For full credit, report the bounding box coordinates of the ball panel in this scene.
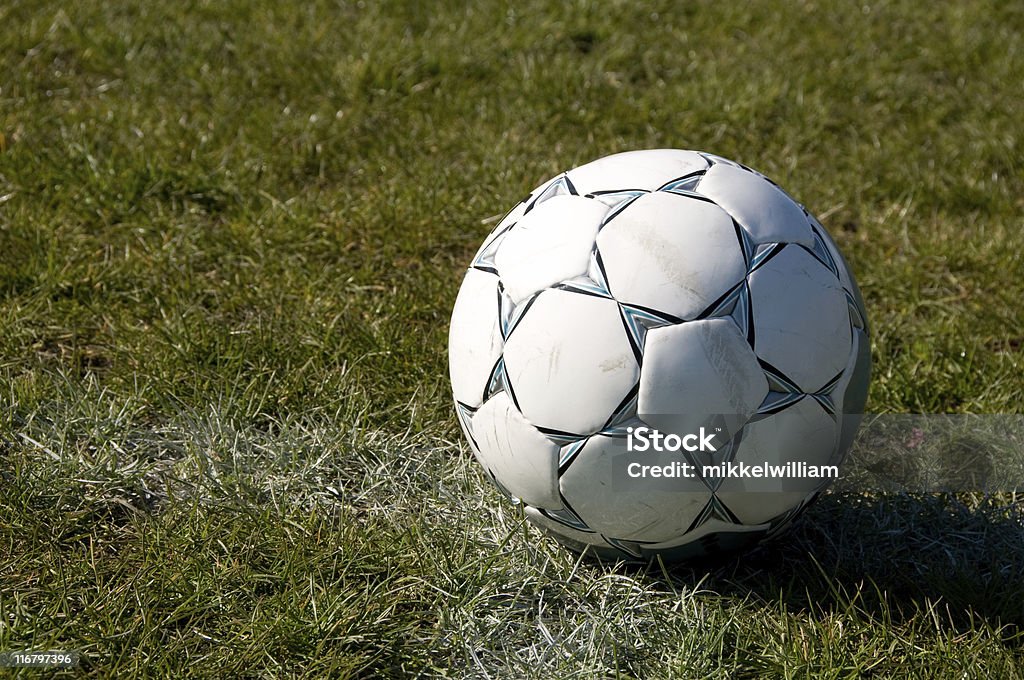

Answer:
[808,214,870,333]
[471,393,562,509]
[714,397,839,525]
[638,319,768,430]
[448,268,503,408]
[831,327,871,461]
[558,434,711,543]
[639,518,769,552]
[834,327,871,415]
[525,506,640,561]
[523,505,613,550]
[566,149,709,194]
[455,402,484,463]
[503,289,639,435]
[697,163,814,246]
[748,246,852,392]
[493,199,528,236]
[472,203,529,272]
[597,192,747,320]
[526,174,577,211]
[494,194,607,304]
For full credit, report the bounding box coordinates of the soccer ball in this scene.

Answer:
[448,149,870,562]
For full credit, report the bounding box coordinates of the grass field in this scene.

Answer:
[2,0,1023,676]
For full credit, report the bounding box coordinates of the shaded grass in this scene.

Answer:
[2,0,1024,676]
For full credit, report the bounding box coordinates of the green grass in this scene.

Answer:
[1,0,1023,676]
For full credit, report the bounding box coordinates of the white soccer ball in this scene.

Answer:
[449,149,870,561]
